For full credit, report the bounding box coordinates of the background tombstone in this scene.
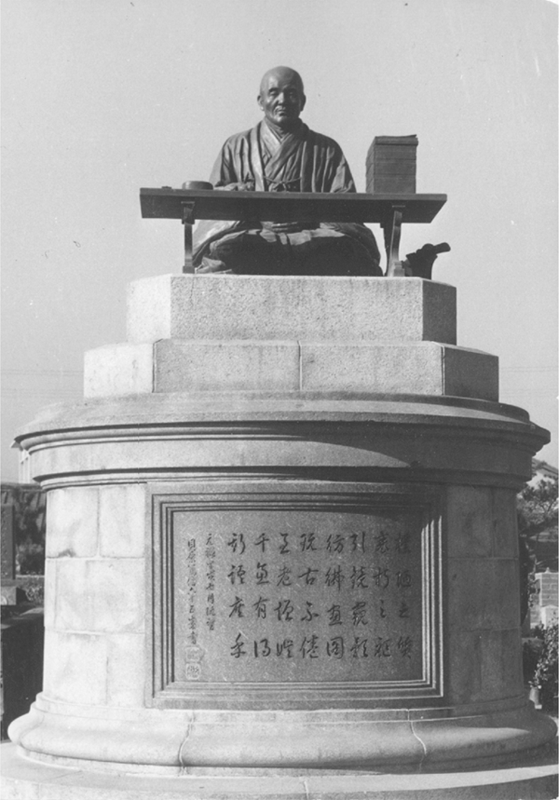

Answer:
[1,503,17,606]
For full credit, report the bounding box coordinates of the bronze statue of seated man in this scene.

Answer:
[192,66,382,277]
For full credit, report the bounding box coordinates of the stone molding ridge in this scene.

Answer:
[8,697,557,773]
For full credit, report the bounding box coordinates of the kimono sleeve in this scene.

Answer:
[329,145,357,193]
[209,140,240,187]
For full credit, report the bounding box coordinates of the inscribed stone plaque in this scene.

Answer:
[150,489,442,708]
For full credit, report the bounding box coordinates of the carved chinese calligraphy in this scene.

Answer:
[150,488,443,708]
[166,509,424,685]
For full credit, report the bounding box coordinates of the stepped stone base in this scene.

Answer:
[125,275,457,345]
[2,743,558,800]
[8,274,555,789]
[84,340,498,399]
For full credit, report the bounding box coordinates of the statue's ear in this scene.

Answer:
[257,94,264,112]
[300,93,307,112]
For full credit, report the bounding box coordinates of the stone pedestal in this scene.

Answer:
[5,275,557,798]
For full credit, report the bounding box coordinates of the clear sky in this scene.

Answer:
[2,0,557,480]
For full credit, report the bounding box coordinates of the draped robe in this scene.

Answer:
[193,119,381,275]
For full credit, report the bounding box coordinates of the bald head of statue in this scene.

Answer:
[257,66,306,132]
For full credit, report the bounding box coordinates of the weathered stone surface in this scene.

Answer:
[154,339,301,394]
[491,488,519,558]
[98,484,146,558]
[17,393,541,490]
[52,559,145,633]
[84,343,153,397]
[105,633,146,707]
[446,486,495,558]
[41,631,145,708]
[479,629,525,700]
[84,340,498,400]
[4,740,558,799]
[10,398,553,770]
[446,627,524,705]
[46,488,99,558]
[126,275,457,345]
[42,561,56,630]
[448,558,520,631]
[153,498,430,699]
[300,342,497,398]
[43,630,110,705]
[442,346,499,400]
[8,273,555,782]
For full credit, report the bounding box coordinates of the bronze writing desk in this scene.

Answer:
[140,188,447,275]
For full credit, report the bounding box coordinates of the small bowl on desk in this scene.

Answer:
[181,181,213,190]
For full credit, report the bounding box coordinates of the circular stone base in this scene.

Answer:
[2,744,557,800]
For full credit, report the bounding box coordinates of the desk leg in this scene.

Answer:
[181,201,196,274]
[383,205,405,277]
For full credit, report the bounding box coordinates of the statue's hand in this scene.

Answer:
[216,181,255,192]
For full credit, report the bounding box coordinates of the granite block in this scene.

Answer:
[105,633,146,707]
[447,628,524,704]
[491,489,519,558]
[99,484,146,558]
[446,487,494,558]
[420,280,457,344]
[443,347,498,400]
[448,558,520,631]
[43,560,56,629]
[126,275,457,345]
[53,559,145,634]
[301,342,444,394]
[154,339,300,393]
[84,343,154,398]
[480,628,524,699]
[84,339,497,400]
[301,342,497,399]
[43,629,109,705]
[46,488,99,558]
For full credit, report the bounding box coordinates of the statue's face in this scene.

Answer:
[258,69,306,131]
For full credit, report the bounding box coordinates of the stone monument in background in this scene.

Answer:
[3,68,557,799]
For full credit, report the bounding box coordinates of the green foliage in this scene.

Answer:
[523,635,543,683]
[1,483,46,575]
[531,624,559,714]
[518,479,558,532]
[517,479,558,555]
[518,535,536,624]
[517,478,558,623]
[17,542,45,575]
